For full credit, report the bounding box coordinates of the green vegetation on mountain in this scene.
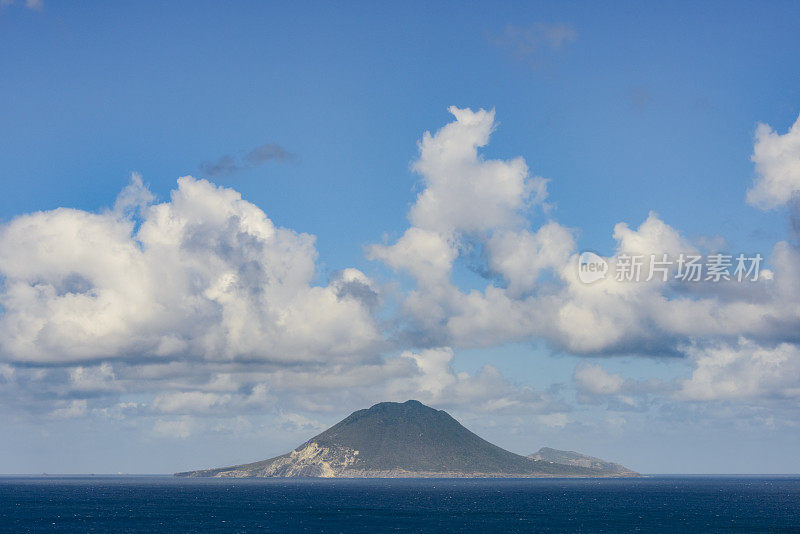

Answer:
[176,400,639,478]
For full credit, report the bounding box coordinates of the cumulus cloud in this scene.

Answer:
[364,106,800,429]
[0,163,557,429]
[113,173,155,218]
[408,106,547,234]
[0,175,381,364]
[486,222,575,297]
[331,268,380,310]
[388,348,559,414]
[5,104,800,443]
[369,228,457,290]
[679,339,800,401]
[368,106,563,347]
[747,114,800,209]
[366,108,800,374]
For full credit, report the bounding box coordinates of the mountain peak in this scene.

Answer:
[365,399,436,412]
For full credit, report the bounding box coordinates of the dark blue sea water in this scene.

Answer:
[1,476,799,533]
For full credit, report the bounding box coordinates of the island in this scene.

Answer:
[175,400,639,478]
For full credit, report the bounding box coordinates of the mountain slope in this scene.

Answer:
[176,400,638,478]
[528,447,638,476]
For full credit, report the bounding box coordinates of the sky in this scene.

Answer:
[1,1,800,474]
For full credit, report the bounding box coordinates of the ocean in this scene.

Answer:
[1,476,799,532]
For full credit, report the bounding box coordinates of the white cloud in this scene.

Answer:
[370,112,800,357]
[368,106,562,348]
[574,363,624,395]
[5,105,800,438]
[361,107,800,431]
[486,222,575,297]
[747,114,800,209]
[408,106,547,235]
[369,107,549,291]
[679,339,800,401]
[369,227,457,288]
[385,347,558,414]
[0,176,381,364]
[113,172,155,218]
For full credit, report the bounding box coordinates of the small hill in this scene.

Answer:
[176,400,638,478]
[528,447,638,476]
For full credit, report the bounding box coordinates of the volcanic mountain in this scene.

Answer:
[176,400,638,478]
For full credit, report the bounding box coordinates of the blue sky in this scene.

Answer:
[2,1,800,474]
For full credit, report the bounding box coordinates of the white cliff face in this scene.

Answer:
[213,442,360,478]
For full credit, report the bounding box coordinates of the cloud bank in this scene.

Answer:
[0,175,379,364]
[2,107,800,443]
